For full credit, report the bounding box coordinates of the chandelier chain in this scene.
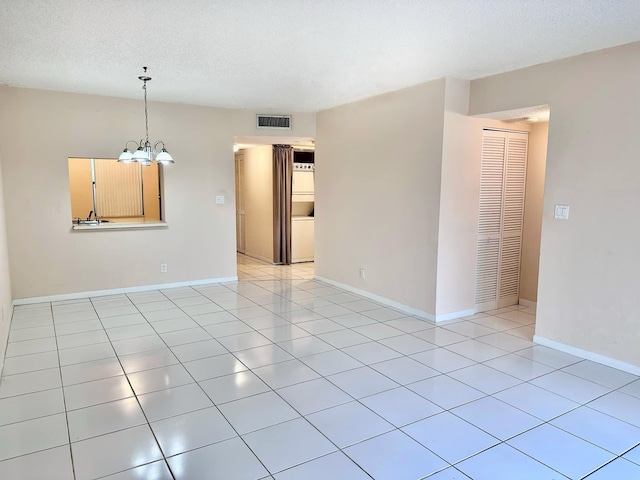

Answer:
[143,80,149,144]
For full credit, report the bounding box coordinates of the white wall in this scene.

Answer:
[0,158,12,375]
[242,145,274,262]
[0,87,315,300]
[315,79,446,316]
[520,122,548,303]
[470,41,640,367]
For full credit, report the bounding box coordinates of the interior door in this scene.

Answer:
[234,153,246,254]
[475,130,528,312]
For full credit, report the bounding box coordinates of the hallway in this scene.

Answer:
[237,254,314,282]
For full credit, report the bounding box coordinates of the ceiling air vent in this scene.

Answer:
[257,114,292,130]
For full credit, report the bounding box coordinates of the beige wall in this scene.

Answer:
[315,79,446,315]
[242,145,274,262]
[315,76,533,319]
[520,122,548,303]
[471,41,640,367]
[436,78,531,316]
[0,159,12,374]
[0,90,210,297]
[435,78,477,316]
[0,87,314,300]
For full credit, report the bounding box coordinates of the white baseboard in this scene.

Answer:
[314,275,472,323]
[533,335,640,376]
[314,275,434,321]
[0,299,17,380]
[0,300,16,383]
[434,309,476,322]
[12,276,239,306]
[240,252,274,264]
[519,298,537,309]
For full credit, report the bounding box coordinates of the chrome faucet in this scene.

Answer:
[74,210,100,225]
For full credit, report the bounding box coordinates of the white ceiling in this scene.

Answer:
[1,1,640,112]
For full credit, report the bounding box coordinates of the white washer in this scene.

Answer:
[291,216,314,263]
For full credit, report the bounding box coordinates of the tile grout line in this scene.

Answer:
[88,292,178,480]
[49,301,77,480]
[135,284,281,478]
[119,283,640,479]
[224,262,635,476]
[143,278,482,477]
[134,279,372,477]
[2,261,639,478]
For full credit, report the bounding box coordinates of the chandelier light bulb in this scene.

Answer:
[118,149,134,163]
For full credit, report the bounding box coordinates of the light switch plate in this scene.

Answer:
[216,195,225,205]
[554,204,570,219]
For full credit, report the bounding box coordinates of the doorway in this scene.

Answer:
[234,150,246,254]
[473,107,550,318]
[236,253,314,281]
[233,136,316,278]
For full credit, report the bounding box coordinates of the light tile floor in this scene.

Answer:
[1,254,639,479]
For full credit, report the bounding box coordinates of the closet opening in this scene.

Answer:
[473,106,550,314]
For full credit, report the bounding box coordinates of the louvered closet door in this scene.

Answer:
[498,132,528,307]
[475,130,528,312]
[475,132,506,312]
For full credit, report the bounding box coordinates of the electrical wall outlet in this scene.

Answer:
[554,204,570,219]
[216,195,225,204]
[160,263,168,273]
[360,268,366,280]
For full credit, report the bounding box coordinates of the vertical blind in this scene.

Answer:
[94,159,143,217]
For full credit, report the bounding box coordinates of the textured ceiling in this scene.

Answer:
[1,1,640,111]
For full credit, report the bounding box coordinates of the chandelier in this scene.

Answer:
[118,67,174,166]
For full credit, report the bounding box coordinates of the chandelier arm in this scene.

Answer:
[154,141,166,151]
[124,140,139,151]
